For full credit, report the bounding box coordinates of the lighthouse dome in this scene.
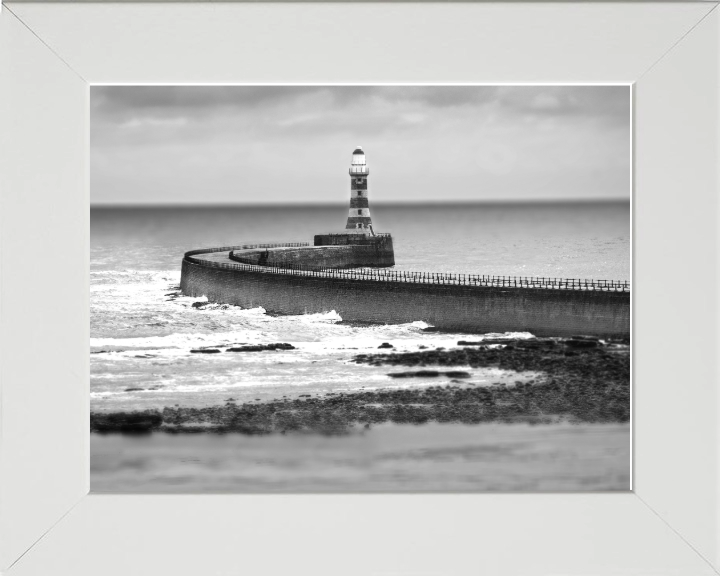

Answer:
[352,147,365,155]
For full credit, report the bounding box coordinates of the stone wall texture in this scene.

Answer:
[230,244,395,269]
[181,257,630,337]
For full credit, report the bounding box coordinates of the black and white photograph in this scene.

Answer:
[90,85,631,493]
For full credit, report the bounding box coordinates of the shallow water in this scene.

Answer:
[91,423,630,493]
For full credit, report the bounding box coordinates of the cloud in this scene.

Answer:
[94,85,628,122]
[91,85,630,204]
[93,86,323,118]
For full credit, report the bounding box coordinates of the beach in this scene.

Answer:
[92,422,629,493]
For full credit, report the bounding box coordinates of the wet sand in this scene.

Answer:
[91,422,630,493]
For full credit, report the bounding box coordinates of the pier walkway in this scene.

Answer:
[189,244,630,293]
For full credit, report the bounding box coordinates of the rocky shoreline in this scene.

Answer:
[90,336,629,435]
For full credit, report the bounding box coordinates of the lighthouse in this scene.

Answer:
[312,145,394,267]
[345,146,373,233]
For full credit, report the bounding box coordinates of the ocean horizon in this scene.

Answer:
[92,201,630,279]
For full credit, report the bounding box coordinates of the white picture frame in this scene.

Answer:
[1,2,718,574]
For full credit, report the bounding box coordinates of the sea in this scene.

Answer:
[91,202,631,492]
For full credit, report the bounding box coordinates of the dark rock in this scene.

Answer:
[124,387,145,392]
[378,342,394,349]
[226,343,295,352]
[226,346,264,352]
[190,349,221,354]
[445,371,471,378]
[91,411,162,434]
[388,370,441,378]
[416,370,441,377]
[269,342,296,350]
[515,340,548,349]
[565,339,599,349]
[192,301,208,308]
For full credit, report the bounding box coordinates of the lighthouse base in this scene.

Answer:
[314,232,395,268]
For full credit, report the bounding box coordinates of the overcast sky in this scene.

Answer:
[91,86,630,205]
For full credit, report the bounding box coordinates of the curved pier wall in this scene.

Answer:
[181,258,630,337]
[231,244,394,269]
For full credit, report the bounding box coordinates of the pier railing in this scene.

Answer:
[185,244,630,293]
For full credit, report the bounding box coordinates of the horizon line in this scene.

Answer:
[91,198,631,209]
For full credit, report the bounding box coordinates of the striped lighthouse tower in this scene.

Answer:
[345,146,374,233]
